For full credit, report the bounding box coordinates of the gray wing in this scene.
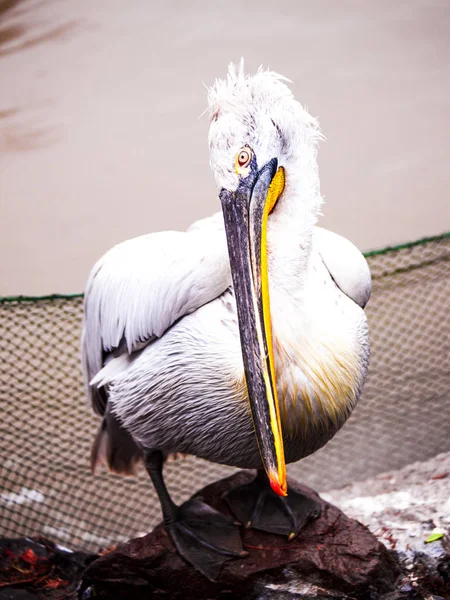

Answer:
[313,227,372,308]
[82,215,230,415]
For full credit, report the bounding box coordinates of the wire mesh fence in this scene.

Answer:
[1,233,449,553]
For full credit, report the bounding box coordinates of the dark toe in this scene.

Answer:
[167,499,246,580]
[225,478,321,538]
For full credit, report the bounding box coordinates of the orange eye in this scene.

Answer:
[237,149,251,168]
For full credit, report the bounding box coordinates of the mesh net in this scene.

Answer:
[1,234,449,553]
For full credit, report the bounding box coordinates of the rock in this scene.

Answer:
[79,471,399,599]
[324,452,450,599]
[0,591,39,600]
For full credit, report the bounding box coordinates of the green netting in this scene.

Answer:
[1,233,449,553]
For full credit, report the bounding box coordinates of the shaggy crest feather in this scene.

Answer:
[208,61,290,115]
[207,60,322,144]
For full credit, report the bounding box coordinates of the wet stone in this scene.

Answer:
[79,471,399,600]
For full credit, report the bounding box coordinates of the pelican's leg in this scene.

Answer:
[143,450,246,580]
[224,470,321,538]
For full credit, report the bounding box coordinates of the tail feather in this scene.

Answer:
[91,410,142,476]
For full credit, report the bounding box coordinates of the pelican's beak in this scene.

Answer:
[220,158,287,496]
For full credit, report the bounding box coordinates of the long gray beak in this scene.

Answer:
[220,159,287,496]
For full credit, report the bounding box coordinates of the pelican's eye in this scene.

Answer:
[235,147,252,175]
[238,149,251,167]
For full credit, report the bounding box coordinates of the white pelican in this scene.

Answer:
[82,63,371,579]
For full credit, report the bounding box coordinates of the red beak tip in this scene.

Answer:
[270,478,288,497]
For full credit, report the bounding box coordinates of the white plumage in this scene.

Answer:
[83,217,370,468]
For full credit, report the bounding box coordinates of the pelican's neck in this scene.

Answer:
[267,148,322,296]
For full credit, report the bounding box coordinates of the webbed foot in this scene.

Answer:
[167,497,247,580]
[224,470,321,538]
[144,449,246,580]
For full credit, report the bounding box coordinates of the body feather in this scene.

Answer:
[82,217,370,471]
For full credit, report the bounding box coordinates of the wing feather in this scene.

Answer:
[313,227,372,308]
[82,216,230,414]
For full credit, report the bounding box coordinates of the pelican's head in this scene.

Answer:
[208,61,323,224]
[207,63,323,496]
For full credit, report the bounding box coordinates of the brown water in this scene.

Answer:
[0,0,449,294]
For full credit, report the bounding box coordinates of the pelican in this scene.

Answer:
[82,63,371,579]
